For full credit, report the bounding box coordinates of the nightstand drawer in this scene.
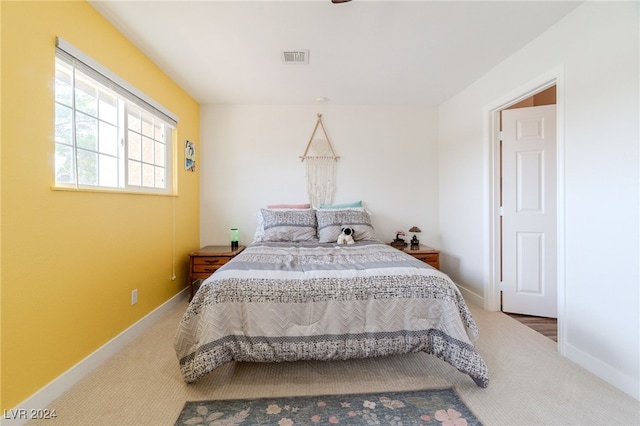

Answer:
[192,263,226,274]
[193,257,229,267]
[400,244,440,270]
[412,254,438,263]
[191,272,215,281]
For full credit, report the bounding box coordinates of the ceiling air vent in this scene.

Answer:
[282,50,309,64]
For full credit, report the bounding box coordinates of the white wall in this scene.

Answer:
[439,2,639,398]
[200,105,438,248]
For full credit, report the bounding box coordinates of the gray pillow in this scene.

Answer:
[260,209,317,242]
[316,209,376,243]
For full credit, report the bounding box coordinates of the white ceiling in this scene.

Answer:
[89,0,582,106]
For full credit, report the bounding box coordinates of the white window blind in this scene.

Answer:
[54,37,178,193]
[55,37,178,127]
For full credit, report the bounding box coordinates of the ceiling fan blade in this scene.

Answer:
[331,0,352,3]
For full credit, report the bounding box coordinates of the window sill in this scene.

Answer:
[51,185,177,197]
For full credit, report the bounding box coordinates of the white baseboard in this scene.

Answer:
[457,283,484,308]
[2,289,187,426]
[564,342,640,401]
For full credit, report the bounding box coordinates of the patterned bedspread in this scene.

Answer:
[174,241,489,387]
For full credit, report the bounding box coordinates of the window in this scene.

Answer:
[54,37,177,194]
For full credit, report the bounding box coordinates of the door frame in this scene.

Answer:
[483,66,566,354]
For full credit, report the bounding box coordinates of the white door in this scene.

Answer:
[501,105,557,318]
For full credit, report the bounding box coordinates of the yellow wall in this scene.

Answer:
[1,1,200,409]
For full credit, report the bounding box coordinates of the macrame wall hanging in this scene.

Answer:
[300,113,339,208]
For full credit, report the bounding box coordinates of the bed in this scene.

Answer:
[174,208,489,388]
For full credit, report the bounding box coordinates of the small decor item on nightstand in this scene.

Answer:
[391,230,408,248]
[409,226,422,250]
[230,228,239,250]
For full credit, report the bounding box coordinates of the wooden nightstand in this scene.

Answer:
[188,245,245,301]
[402,244,440,270]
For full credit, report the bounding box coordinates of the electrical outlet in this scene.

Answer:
[131,289,138,305]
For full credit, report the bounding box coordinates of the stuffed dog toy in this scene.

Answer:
[337,227,355,244]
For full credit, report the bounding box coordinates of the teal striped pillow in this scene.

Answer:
[319,201,362,209]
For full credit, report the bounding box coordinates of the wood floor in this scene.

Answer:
[505,312,557,342]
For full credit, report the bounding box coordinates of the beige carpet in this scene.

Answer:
[27,297,639,425]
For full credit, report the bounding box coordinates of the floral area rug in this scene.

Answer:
[174,387,482,425]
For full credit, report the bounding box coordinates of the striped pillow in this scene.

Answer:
[267,203,311,209]
[260,209,317,242]
[319,201,362,209]
[316,209,376,243]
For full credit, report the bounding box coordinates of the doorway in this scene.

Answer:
[501,90,557,318]
[489,81,558,340]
